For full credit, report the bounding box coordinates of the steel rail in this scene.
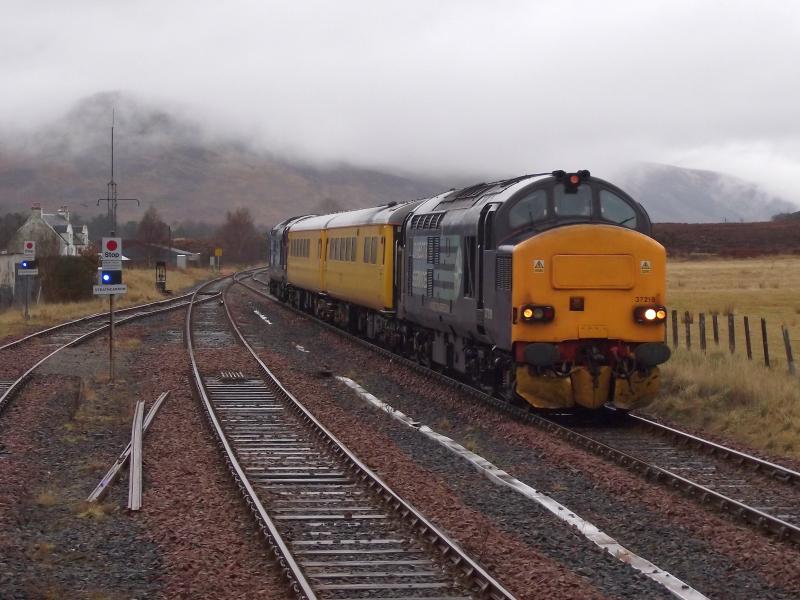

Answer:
[88,391,171,502]
[224,278,516,600]
[234,273,800,546]
[128,400,145,510]
[185,277,317,600]
[0,290,198,352]
[620,411,800,485]
[0,293,219,416]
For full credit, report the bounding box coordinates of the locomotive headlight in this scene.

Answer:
[634,305,667,324]
[522,307,534,320]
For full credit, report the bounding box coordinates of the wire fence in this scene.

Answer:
[666,310,796,375]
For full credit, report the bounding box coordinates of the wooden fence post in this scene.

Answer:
[671,309,679,348]
[761,318,770,368]
[743,316,752,360]
[728,314,735,354]
[684,311,691,350]
[699,313,707,352]
[783,326,796,375]
[712,314,720,346]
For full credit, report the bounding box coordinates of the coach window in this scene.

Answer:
[554,184,592,217]
[509,189,548,229]
[599,190,638,229]
[371,237,378,264]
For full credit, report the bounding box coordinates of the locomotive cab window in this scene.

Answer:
[599,190,637,229]
[508,189,548,229]
[554,183,592,217]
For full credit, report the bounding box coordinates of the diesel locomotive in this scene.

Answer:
[267,170,670,410]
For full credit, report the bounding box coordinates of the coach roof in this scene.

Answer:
[290,199,427,231]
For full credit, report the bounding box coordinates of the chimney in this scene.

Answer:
[57,205,70,222]
[31,203,43,219]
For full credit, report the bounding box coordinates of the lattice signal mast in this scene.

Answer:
[97,110,139,235]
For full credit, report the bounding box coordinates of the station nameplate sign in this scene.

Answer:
[93,284,128,295]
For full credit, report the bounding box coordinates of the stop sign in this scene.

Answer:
[102,237,122,260]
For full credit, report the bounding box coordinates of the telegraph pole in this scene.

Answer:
[97,111,140,235]
[95,112,137,383]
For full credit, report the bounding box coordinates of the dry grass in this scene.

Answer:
[657,256,800,459]
[0,265,223,338]
[77,502,115,520]
[667,255,800,366]
[35,490,59,507]
[28,541,56,561]
[115,336,143,351]
[668,256,800,317]
[648,347,800,459]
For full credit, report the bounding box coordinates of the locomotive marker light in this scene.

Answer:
[520,304,555,323]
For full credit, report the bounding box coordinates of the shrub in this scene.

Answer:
[39,254,99,303]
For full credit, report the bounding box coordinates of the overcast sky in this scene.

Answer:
[2,0,799,203]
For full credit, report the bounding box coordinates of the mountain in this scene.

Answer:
[617,162,798,223]
[1,94,797,227]
[0,92,445,226]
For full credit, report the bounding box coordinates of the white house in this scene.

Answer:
[9,205,90,256]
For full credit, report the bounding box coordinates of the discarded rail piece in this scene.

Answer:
[88,391,170,503]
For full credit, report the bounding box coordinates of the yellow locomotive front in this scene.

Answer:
[501,173,669,410]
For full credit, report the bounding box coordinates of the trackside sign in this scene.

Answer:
[102,237,122,261]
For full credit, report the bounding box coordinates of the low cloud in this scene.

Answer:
[1,0,799,204]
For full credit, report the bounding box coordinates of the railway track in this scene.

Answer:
[546,409,800,542]
[240,271,800,546]
[0,289,220,416]
[0,290,198,352]
[186,277,515,600]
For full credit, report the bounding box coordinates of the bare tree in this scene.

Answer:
[215,208,262,263]
[137,206,169,265]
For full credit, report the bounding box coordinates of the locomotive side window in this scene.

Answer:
[554,184,592,217]
[463,236,476,297]
[600,190,638,228]
[508,189,548,229]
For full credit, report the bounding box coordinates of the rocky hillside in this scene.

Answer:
[619,162,797,223]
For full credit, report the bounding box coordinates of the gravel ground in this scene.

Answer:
[0,307,292,599]
[226,289,672,599]
[229,284,800,600]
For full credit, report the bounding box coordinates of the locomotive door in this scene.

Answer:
[477,203,499,335]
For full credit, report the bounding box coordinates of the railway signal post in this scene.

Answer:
[19,240,37,321]
[93,237,127,381]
